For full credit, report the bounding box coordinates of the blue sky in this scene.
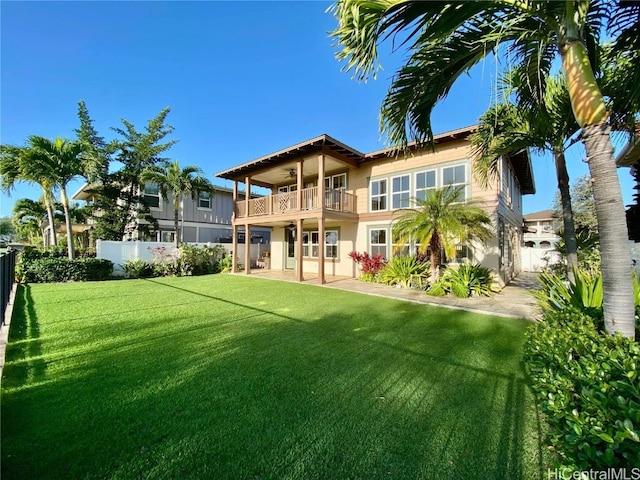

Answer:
[1,0,635,217]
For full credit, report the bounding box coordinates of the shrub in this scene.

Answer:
[217,254,234,273]
[19,257,113,283]
[348,251,386,281]
[427,263,496,298]
[377,255,430,289]
[147,244,227,277]
[524,309,640,470]
[121,259,156,279]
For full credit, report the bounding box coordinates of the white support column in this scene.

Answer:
[296,218,304,282]
[244,224,251,275]
[318,216,325,285]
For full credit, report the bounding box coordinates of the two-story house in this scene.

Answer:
[72,183,271,247]
[215,125,535,285]
[523,210,561,249]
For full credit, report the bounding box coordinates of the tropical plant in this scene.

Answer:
[121,259,155,279]
[428,263,496,298]
[348,250,386,281]
[19,136,89,259]
[330,0,639,338]
[1,144,59,246]
[377,254,430,289]
[140,160,215,247]
[11,198,56,245]
[391,185,492,281]
[472,73,581,279]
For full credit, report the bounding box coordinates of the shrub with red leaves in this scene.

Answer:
[348,251,386,275]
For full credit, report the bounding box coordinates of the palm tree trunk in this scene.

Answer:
[60,187,75,259]
[44,196,57,246]
[554,150,578,282]
[429,235,441,282]
[582,123,635,339]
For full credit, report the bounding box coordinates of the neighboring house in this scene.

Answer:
[523,210,561,249]
[215,125,535,285]
[616,122,640,243]
[72,183,271,246]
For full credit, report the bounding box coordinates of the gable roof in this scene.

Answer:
[524,209,557,221]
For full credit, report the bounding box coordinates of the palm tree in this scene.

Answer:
[0,143,59,246]
[140,160,214,247]
[331,0,639,339]
[20,136,88,259]
[392,185,493,282]
[471,73,581,280]
[12,198,54,245]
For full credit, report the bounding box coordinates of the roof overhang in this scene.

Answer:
[215,134,365,186]
[507,149,536,195]
[616,128,640,167]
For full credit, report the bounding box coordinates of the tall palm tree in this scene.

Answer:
[331,0,639,339]
[392,185,493,282]
[1,143,59,246]
[140,160,214,247]
[472,73,581,280]
[21,136,88,259]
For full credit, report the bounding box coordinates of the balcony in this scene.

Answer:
[236,186,357,218]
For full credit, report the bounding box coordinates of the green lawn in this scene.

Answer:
[1,275,549,479]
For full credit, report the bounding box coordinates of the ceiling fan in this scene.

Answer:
[282,168,296,179]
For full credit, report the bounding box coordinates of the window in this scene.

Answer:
[416,170,436,202]
[370,228,388,259]
[325,173,347,190]
[302,230,338,258]
[198,191,211,209]
[370,179,387,211]
[442,165,466,201]
[392,175,410,209]
[143,183,160,209]
[161,231,175,243]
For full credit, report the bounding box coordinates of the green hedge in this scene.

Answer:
[18,257,113,283]
[523,308,640,470]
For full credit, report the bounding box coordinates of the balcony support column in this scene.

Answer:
[232,180,238,219]
[318,216,325,285]
[297,159,303,211]
[231,223,238,273]
[244,224,251,275]
[317,154,325,210]
[296,218,304,282]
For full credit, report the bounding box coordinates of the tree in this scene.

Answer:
[472,73,581,280]
[0,217,16,243]
[1,143,59,246]
[331,0,639,339]
[20,136,88,259]
[553,174,598,234]
[392,185,493,282]
[11,198,53,245]
[81,107,176,240]
[140,160,214,247]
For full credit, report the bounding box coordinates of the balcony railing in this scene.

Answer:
[236,187,357,218]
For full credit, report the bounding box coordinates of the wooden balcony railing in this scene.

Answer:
[236,187,357,218]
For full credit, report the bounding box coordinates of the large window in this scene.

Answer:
[370,228,388,259]
[302,230,338,258]
[416,170,436,202]
[198,191,211,209]
[325,173,347,190]
[442,165,466,201]
[370,179,387,211]
[143,183,160,209]
[392,175,410,209]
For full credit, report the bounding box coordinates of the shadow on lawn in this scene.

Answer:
[3,285,47,386]
[1,277,549,480]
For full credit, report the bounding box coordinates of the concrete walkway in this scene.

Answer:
[244,270,541,321]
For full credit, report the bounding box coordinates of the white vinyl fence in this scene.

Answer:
[96,240,265,275]
[521,246,562,273]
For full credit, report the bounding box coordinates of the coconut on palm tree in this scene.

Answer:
[140,160,215,247]
[331,0,638,339]
[392,185,493,282]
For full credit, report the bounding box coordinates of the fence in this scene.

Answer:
[521,246,562,273]
[96,240,266,275]
[1,250,18,327]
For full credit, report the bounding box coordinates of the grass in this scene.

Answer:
[1,275,549,479]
